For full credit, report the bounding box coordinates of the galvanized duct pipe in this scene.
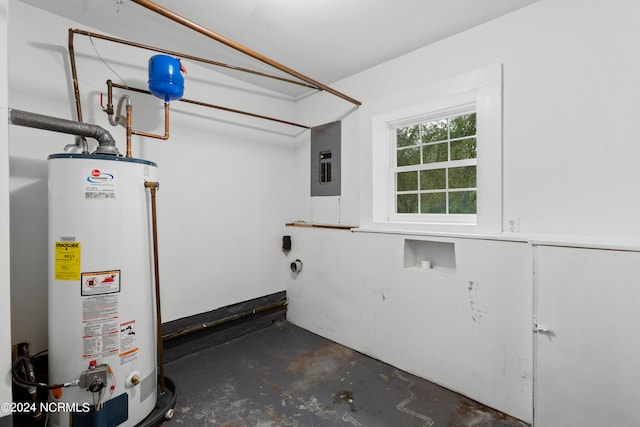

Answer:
[9,109,121,156]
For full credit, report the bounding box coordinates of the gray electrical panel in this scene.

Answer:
[310,121,341,196]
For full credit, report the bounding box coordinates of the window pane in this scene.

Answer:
[397,171,418,191]
[420,169,445,190]
[449,166,476,189]
[422,142,448,164]
[450,113,476,138]
[421,119,448,143]
[397,147,420,166]
[451,138,477,160]
[392,109,479,218]
[421,192,446,213]
[449,191,476,214]
[397,125,420,147]
[397,194,418,213]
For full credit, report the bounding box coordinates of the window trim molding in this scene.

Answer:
[370,64,503,234]
[389,105,478,221]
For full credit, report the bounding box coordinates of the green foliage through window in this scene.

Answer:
[394,112,477,215]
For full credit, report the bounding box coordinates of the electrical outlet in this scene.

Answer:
[506,217,520,233]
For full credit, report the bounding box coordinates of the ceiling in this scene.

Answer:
[17,0,540,99]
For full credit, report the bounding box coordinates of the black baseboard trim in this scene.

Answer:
[162,291,287,362]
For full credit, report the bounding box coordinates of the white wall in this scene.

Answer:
[8,1,298,352]
[0,0,12,417]
[287,0,640,424]
[286,230,533,420]
[533,246,640,427]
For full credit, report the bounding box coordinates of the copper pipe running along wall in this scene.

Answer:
[108,81,310,130]
[129,0,362,107]
[70,29,315,130]
[106,81,170,157]
[69,29,318,91]
[131,102,170,141]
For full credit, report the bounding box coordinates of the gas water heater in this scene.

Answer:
[47,154,159,426]
[9,52,183,426]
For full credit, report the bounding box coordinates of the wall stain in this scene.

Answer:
[467,280,487,323]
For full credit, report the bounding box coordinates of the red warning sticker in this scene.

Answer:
[81,270,121,296]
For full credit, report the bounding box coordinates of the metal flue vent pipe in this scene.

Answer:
[9,109,121,156]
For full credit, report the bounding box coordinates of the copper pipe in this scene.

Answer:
[144,181,165,391]
[106,80,114,116]
[180,98,310,129]
[68,30,84,123]
[125,104,133,157]
[70,28,317,90]
[132,103,170,140]
[130,0,362,106]
[109,82,310,129]
[72,27,319,131]
[106,80,170,154]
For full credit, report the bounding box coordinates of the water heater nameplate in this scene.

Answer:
[84,168,117,200]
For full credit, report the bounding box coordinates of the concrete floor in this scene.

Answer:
[164,321,529,427]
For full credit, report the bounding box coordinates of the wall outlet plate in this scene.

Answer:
[506,217,520,233]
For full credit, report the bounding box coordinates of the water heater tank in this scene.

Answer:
[148,55,184,102]
[48,154,158,426]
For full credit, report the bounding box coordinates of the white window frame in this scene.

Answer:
[389,105,478,223]
[370,64,502,235]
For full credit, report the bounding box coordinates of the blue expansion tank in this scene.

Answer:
[148,55,184,102]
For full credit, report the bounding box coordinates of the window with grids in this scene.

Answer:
[393,110,477,216]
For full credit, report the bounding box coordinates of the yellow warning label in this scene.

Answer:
[55,242,81,281]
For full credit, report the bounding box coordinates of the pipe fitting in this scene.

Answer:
[126,371,141,388]
[290,259,303,273]
[9,109,121,156]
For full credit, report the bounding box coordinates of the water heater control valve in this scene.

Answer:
[79,363,108,392]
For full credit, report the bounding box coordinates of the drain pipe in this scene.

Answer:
[9,109,121,156]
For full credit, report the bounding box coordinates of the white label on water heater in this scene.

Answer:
[119,320,139,364]
[84,168,117,200]
[82,294,120,359]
